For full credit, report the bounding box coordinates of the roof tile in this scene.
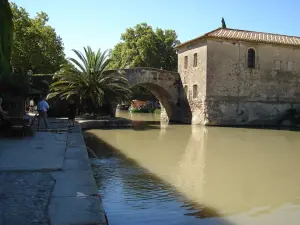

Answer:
[176,28,300,48]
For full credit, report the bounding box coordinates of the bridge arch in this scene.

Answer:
[108,68,182,122]
[132,83,176,121]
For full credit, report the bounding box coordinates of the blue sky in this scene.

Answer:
[13,0,300,58]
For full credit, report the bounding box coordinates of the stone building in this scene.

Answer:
[176,27,300,125]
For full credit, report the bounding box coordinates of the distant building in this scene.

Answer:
[176,27,300,125]
[131,100,147,109]
[130,100,160,109]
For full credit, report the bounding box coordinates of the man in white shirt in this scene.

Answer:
[37,96,50,130]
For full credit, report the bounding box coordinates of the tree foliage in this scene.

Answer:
[0,0,14,74]
[130,86,157,101]
[0,1,30,99]
[30,74,53,94]
[48,46,131,114]
[10,3,66,74]
[109,23,180,71]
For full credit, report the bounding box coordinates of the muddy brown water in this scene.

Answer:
[85,111,300,225]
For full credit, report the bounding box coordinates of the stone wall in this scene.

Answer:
[205,39,300,125]
[177,40,208,124]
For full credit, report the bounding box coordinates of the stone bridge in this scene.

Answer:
[107,68,188,122]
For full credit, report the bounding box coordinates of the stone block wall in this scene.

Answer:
[178,38,300,125]
[204,99,300,125]
[177,40,208,124]
[204,39,300,125]
[206,39,300,100]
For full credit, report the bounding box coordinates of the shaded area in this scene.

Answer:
[0,172,55,225]
[0,131,66,171]
[277,108,300,127]
[136,83,179,121]
[85,131,235,225]
[79,117,132,130]
[130,86,157,101]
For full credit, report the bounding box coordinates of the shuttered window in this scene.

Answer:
[193,85,198,98]
[184,56,188,69]
[247,48,255,68]
[287,61,293,71]
[193,53,198,67]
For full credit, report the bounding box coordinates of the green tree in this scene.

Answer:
[0,1,30,99]
[10,3,66,74]
[0,0,14,74]
[108,23,180,71]
[131,86,157,101]
[48,46,131,114]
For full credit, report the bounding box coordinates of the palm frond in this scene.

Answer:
[49,46,131,111]
[68,57,87,73]
[72,49,89,72]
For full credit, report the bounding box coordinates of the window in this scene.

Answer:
[247,48,256,68]
[275,60,281,70]
[193,53,198,67]
[287,61,293,71]
[184,56,188,69]
[193,84,198,98]
[184,85,188,96]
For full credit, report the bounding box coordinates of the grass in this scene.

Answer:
[154,109,161,114]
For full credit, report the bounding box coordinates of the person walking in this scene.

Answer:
[37,96,50,130]
[67,99,77,127]
[0,97,12,136]
[0,97,7,117]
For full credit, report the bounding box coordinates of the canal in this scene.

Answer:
[85,111,300,225]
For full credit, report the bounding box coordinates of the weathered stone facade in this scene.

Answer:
[177,28,300,125]
[177,40,208,124]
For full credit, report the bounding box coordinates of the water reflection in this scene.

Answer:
[171,126,300,223]
[86,131,233,225]
[171,126,207,206]
[87,112,300,225]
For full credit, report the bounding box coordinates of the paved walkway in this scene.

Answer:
[0,118,107,225]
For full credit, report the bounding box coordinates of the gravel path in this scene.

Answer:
[0,172,55,225]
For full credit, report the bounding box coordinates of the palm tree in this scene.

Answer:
[48,46,131,115]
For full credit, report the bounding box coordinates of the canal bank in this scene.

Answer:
[0,118,108,225]
[78,117,132,129]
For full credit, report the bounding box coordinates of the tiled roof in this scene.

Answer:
[176,28,300,48]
